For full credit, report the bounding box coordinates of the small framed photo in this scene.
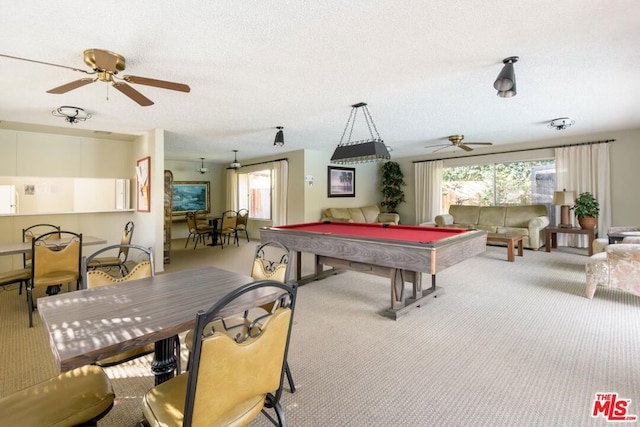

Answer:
[328,166,356,197]
[136,156,151,212]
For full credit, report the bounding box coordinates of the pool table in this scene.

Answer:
[259,221,487,319]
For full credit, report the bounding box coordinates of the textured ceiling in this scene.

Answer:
[1,1,639,165]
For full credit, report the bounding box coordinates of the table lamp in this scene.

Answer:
[553,189,576,228]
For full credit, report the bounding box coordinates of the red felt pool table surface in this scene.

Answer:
[260,221,487,319]
[271,221,468,244]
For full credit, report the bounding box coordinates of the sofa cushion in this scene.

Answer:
[475,224,498,233]
[478,206,506,227]
[449,205,480,225]
[327,208,351,220]
[505,205,547,228]
[360,205,381,223]
[348,208,367,223]
[496,226,529,237]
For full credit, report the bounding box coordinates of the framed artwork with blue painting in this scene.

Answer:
[172,181,210,215]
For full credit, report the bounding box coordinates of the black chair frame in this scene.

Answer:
[185,279,297,427]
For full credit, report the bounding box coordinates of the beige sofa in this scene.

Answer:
[321,205,400,225]
[434,205,550,249]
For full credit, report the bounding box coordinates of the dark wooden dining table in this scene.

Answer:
[38,266,281,384]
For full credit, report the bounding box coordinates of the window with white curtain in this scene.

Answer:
[237,169,272,220]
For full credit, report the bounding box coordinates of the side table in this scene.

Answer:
[545,226,597,256]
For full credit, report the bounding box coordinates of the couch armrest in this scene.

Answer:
[526,215,550,249]
[606,243,640,262]
[435,214,453,227]
[377,213,400,225]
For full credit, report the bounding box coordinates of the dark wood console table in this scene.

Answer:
[545,226,597,256]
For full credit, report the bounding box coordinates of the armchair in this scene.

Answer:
[585,236,640,299]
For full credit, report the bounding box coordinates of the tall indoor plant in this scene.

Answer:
[571,191,599,229]
[380,161,406,213]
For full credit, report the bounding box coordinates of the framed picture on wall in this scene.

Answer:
[328,166,356,197]
[171,181,211,215]
[136,156,151,212]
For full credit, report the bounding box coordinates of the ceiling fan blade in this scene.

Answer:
[92,49,118,72]
[47,78,95,94]
[113,82,154,106]
[0,53,91,74]
[123,75,191,92]
[433,145,456,153]
[424,143,450,150]
[466,142,493,146]
[459,144,474,152]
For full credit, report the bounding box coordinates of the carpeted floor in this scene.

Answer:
[1,240,639,426]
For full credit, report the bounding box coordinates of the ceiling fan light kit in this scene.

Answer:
[51,106,92,124]
[330,102,391,165]
[548,117,575,130]
[196,158,209,174]
[494,56,518,98]
[274,126,284,147]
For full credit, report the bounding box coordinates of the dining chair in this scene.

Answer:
[218,210,238,248]
[85,220,134,275]
[185,211,214,249]
[142,279,297,427]
[234,208,250,243]
[183,241,297,392]
[82,244,181,374]
[28,230,82,327]
[20,223,61,294]
[0,365,115,427]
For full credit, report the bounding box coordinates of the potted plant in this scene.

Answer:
[380,161,406,213]
[571,191,599,229]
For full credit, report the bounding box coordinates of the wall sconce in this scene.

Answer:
[274,126,284,147]
[304,175,314,187]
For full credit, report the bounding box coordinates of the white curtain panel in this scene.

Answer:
[272,160,288,226]
[226,168,238,211]
[414,160,443,225]
[555,143,611,248]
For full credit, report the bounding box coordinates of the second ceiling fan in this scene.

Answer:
[0,48,190,106]
[426,135,493,152]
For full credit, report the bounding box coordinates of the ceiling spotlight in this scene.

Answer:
[494,56,519,98]
[274,126,284,147]
[548,117,575,131]
[52,106,92,124]
[196,157,209,174]
[229,150,241,169]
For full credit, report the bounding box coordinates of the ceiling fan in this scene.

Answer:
[425,135,493,152]
[0,49,190,106]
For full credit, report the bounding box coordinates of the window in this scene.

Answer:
[238,169,272,220]
[442,160,557,224]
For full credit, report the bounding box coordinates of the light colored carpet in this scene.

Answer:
[2,240,639,426]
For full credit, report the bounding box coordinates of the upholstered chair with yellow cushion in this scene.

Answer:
[142,280,296,427]
[0,365,114,427]
[29,230,82,327]
[86,221,134,275]
[218,210,238,248]
[20,223,61,294]
[234,208,250,243]
[82,245,181,373]
[185,211,214,249]
[585,236,640,299]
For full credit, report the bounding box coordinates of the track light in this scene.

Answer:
[274,126,284,147]
[494,56,518,97]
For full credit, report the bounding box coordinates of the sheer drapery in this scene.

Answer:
[555,143,611,248]
[272,160,288,226]
[226,168,238,211]
[414,160,443,225]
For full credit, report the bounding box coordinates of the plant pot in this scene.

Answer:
[578,217,597,229]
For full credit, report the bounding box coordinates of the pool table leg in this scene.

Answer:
[391,269,406,310]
